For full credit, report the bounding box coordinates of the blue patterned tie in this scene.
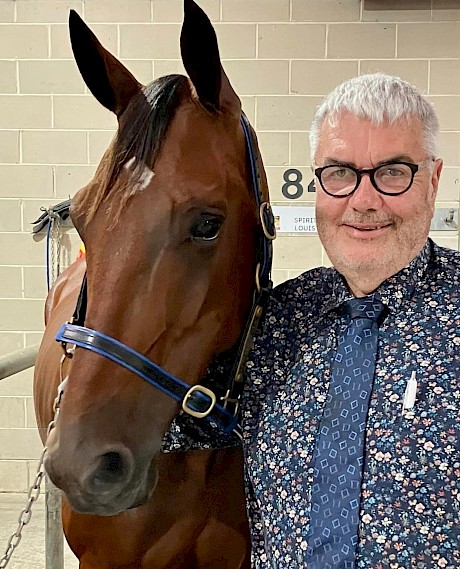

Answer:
[307,295,385,568]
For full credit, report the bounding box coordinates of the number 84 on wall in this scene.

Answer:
[281,168,316,200]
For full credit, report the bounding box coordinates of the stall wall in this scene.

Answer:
[0,0,459,491]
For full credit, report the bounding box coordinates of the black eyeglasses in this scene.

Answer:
[313,160,431,198]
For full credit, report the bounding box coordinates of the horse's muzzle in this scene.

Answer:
[44,443,158,516]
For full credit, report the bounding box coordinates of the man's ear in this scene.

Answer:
[429,158,443,205]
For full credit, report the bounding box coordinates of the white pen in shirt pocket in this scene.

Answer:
[401,371,418,416]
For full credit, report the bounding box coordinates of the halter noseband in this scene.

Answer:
[55,114,275,438]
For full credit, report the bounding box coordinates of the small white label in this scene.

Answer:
[272,206,317,234]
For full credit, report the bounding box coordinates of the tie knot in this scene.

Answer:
[344,296,385,321]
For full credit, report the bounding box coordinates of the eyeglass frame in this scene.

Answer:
[312,159,433,198]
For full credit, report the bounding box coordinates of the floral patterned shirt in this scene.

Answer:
[242,239,460,568]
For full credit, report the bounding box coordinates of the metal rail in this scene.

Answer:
[0,345,40,381]
[45,478,64,569]
[0,347,64,569]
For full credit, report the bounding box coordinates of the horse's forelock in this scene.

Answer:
[75,74,189,226]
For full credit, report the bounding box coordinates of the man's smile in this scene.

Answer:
[341,222,393,237]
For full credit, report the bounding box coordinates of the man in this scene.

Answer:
[242,73,459,568]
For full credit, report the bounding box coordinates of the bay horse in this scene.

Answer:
[33,2,274,568]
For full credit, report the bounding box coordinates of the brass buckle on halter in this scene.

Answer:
[182,385,217,419]
[260,202,277,241]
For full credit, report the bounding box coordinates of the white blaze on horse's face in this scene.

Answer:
[123,156,155,195]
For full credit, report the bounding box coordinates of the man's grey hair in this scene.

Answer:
[309,73,439,161]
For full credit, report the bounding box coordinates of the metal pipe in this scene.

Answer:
[0,347,65,568]
[0,344,40,381]
[45,476,64,569]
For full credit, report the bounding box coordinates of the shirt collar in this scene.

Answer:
[324,239,433,315]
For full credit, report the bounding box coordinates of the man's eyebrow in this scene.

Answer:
[377,155,415,165]
[322,158,355,167]
[322,155,416,168]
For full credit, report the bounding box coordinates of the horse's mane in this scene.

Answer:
[75,74,189,225]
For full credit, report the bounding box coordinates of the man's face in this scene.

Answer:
[315,112,442,284]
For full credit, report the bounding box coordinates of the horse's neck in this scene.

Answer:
[156,447,244,489]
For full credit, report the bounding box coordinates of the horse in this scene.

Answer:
[33,1,274,568]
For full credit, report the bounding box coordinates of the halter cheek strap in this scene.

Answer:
[55,114,275,437]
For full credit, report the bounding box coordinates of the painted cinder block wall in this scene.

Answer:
[0,0,459,491]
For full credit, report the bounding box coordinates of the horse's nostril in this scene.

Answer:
[99,452,124,481]
[90,450,133,491]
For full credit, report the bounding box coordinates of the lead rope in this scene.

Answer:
[0,366,67,568]
[46,208,60,292]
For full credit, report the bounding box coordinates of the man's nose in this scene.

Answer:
[348,173,384,210]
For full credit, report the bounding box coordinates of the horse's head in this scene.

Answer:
[43,0,270,516]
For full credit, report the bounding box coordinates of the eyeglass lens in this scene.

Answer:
[320,163,415,195]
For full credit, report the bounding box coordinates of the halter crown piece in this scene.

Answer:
[55,114,275,438]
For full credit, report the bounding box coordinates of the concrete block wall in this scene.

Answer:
[0,0,459,491]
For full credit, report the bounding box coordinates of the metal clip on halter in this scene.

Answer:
[60,332,76,359]
[220,389,241,415]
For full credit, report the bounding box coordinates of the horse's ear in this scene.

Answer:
[180,0,240,115]
[69,10,141,117]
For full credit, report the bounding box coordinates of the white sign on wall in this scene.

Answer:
[272,206,317,234]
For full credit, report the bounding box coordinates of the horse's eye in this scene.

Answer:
[190,215,224,241]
